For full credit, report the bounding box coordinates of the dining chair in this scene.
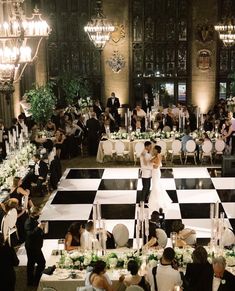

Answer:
[168,139,183,164]
[134,141,144,166]
[112,223,129,247]
[214,139,225,160]
[201,140,213,164]
[156,140,167,162]
[114,140,130,161]
[1,208,18,246]
[185,140,197,165]
[102,140,115,162]
[125,285,144,291]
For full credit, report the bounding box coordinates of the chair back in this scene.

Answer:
[157,140,167,154]
[202,140,213,153]
[155,228,168,248]
[1,208,18,241]
[102,140,113,155]
[42,288,58,291]
[115,140,125,155]
[171,140,182,153]
[112,224,129,247]
[134,142,144,157]
[163,126,171,132]
[215,139,225,152]
[77,287,94,291]
[185,140,196,152]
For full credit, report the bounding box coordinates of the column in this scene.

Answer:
[190,0,218,113]
[35,39,48,86]
[13,81,21,118]
[102,0,130,106]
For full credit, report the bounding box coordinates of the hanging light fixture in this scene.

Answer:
[84,0,114,50]
[214,17,235,46]
[0,0,51,89]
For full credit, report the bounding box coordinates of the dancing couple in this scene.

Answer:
[140,141,172,213]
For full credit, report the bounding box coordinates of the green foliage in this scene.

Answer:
[58,74,91,106]
[229,72,235,95]
[26,82,56,126]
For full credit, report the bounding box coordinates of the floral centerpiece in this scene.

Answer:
[78,96,93,109]
[226,96,235,113]
[0,143,36,189]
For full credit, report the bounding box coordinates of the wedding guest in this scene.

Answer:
[155,247,182,291]
[142,92,153,113]
[210,256,235,291]
[172,221,196,246]
[80,220,97,250]
[203,114,214,131]
[183,246,212,291]
[119,259,149,290]
[49,152,62,190]
[165,108,175,130]
[54,129,66,158]
[0,118,8,158]
[86,112,101,156]
[0,232,19,291]
[77,113,88,138]
[24,207,46,286]
[223,112,235,154]
[45,119,56,134]
[140,141,152,203]
[181,128,193,153]
[86,260,113,291]
[65,222,84,251]
[93,99,104,120]
[106,92,120,122]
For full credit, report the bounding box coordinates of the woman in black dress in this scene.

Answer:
[64,222,84,251]
[0,232,19,291]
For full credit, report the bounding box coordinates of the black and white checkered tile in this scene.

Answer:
[40,167,235,244]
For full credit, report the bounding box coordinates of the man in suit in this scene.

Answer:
[0,119,8,159]
[142,92,153,113]
[93,99,104,120]
[86,112,101,156]
[209,256,235,291]
[106,92,120,125]
[24,207,46,286]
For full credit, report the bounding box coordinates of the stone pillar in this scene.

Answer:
[190,0,218,113]
[35,39,48,86]
[13,81,21,118]
[102,0,130,106]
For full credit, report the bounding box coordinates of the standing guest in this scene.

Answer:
[106,92,120,125]
[140,141,152,203]
[165,108,175,130]
[86,260,113,291]
[210,256,235,291]
[65,222,84,251]
[24,207,46,286]
[86,112,101,156]
[183,246,213,291]
[119,259,149,290]
[77,114,88,138]
[0,118,8,159]
[93,99,104,120]
[155,247,182,291]
[0,232,19,291]
[142,92,153,113]
[135,104,147,131]
[223,112,235,154]
[54,129,66,158]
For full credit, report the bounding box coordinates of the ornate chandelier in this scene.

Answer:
[0,0,51,87]
[214,18,235,46]
[84,0,114,50]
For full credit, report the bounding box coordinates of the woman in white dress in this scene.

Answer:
[148,145,172,213]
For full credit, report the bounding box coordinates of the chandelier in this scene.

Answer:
[214,18,235,46]
[84,0,114,50]
[0,0,51,87]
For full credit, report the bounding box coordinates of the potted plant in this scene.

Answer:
[26,82,56,127]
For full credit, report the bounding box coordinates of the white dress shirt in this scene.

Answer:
[156,264,182,291]
[140,150,152,178]
[34,162,40,176]
[212,276,221,291]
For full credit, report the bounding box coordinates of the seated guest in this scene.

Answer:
[0,232,19,291]
[65,222,84,251]
[45,120,56,134]
[54,130,66,158]
[135,104,146,131]
[165,108,175,130]
[203,114,214,131]
[131,109,138,131]
[155,247,182,291]
[25,154,48,196]
[119,259,149,290]
[80,221,97,250]
[172,221,196,246]
[183,246,213,291]
[181,128,193,153]
[210,256,235,291]
[86,260,113,291]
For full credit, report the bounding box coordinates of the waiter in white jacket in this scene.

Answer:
[140,141,153,203]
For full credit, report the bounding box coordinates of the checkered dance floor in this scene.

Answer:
[40,167,235,245]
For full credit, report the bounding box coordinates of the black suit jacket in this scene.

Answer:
[184,262,213,291]
[93,104,103,119]
[24,216,44,250]
[106,97,120,116]
[142,98,153,113]
[86,118,101,137]
[208,270,235,291]
[34,160,48,179]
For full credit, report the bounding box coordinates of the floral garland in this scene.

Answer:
[109,131,184,140]
[0,143,36,189]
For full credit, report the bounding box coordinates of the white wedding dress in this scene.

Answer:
[148,164,172,213]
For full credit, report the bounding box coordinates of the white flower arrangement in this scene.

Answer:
[0,143,36,189]
[78,96,93,109]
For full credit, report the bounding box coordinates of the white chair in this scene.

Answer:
[201,140,213,164]
[168,140,182,164]
[1,208,18,246]
[102,140,115,162]
[114,140,130,160]
[162,126,171,132]
[157,140,167,162]
[43,288,58,291]
[184,229,197,245]
[185,140,197,165]
[112,224,129,247]
[155,228,168,248]
[214,139,225,159]
[125,286,144,291]
[134,142,144,165]
[77,287,94,291]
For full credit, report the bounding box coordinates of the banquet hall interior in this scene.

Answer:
[0,0,235,291]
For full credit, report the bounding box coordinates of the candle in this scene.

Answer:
[179,114,181,130]
[125,113,127,127]
[140,201,144,221]
[145,116,148,130]
[127,108,129,118]
[97,202,101,220]
[136,223,140,250]
[16,125,19,138]
[183,116,185,129]
[215,201,219,220]
[5,141,9,155]
[93,204,97,221]
[210,203,215,219]
[196,107,199,129]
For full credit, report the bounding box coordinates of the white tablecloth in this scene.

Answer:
[96,139,174,163]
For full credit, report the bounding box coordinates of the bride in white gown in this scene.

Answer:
[148,145,172,213]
